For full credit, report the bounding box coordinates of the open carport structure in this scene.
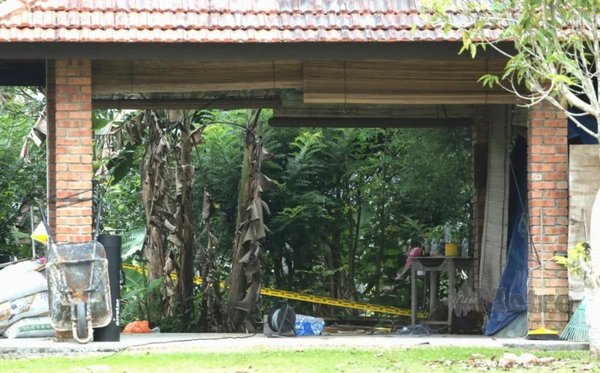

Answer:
[0,0,570,334]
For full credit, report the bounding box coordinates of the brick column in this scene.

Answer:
[46,60,93,244]
[527,101,569,331]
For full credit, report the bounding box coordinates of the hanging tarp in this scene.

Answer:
[479,106,511,297]
[568,115,598,145]
[485,137,528,336]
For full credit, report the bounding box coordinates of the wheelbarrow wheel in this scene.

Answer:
[75,300,88,340]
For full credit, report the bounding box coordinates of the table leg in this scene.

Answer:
[447,260,456,332]
[429,271,438,315]
[411,266,417,325]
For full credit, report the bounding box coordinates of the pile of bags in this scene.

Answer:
[0,260,54,339]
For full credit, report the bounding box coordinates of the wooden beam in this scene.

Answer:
[303,60,517,105]
[274,103,474,119]
[93,60,303,94]
[268,117,471,128]
[0,60,45,86]
[0,42,515,61]
[92,97,282,110]
[303,93,517,105]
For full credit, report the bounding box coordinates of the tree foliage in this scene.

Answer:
[0,95,473,330]
[429,0,600,140]
[0,88,45,256]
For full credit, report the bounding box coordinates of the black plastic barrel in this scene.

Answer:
[93,234,121,342]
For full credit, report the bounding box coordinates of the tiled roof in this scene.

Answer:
[0,0,465,43]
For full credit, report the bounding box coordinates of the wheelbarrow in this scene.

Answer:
[46,241,112,343]
[39,204,112,344]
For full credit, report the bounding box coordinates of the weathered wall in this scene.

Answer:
[568,145,600,301]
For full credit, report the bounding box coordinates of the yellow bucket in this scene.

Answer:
[445,242,459,256]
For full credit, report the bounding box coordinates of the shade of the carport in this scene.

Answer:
[0,0,569,333]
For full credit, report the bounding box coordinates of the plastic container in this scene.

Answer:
[295,314,325,336]
[444,222,452,242]
[461,238,469,257]
[430,239,441,256]
[444,242,459,256]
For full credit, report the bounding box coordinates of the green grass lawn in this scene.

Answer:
[0,347,593,373]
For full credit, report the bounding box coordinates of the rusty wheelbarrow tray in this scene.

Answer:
[46,241,112,344]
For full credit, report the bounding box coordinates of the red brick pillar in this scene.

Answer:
[527,101,569,332]
[46,60,93,244]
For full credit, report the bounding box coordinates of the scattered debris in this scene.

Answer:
[427,352,595,371]
[395,324,429,335]
[123,320,152,334]
[498,353,555,368]
[324,324,391,335]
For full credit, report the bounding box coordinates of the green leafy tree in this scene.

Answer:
[0,88,45,257]
[264,126,472,312]
[267,129,336,298]
[102,109,473,328]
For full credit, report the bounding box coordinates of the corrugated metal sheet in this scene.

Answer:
[0,0,469,43]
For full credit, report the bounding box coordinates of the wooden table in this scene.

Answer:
[410,256,473,330]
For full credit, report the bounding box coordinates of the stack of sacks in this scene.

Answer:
[0,260,54,338]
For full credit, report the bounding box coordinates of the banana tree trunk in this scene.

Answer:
[227,110,272,332]
[174,113,196,324]
[141,112,168,282]
[140,111,176,320]
[588,188,600,358]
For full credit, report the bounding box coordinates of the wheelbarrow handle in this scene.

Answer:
[94,198,103,241]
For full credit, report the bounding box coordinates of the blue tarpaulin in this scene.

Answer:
[485,137,528,336]
[569,115,598,145]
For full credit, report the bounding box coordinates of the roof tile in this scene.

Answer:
[0,0,467,43]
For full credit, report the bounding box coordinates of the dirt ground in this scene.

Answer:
[0,333,588,358]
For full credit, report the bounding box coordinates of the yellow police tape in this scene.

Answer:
[122,264,426,318]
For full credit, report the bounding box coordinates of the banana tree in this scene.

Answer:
[227,109,275,331]
[96,109,205,324]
